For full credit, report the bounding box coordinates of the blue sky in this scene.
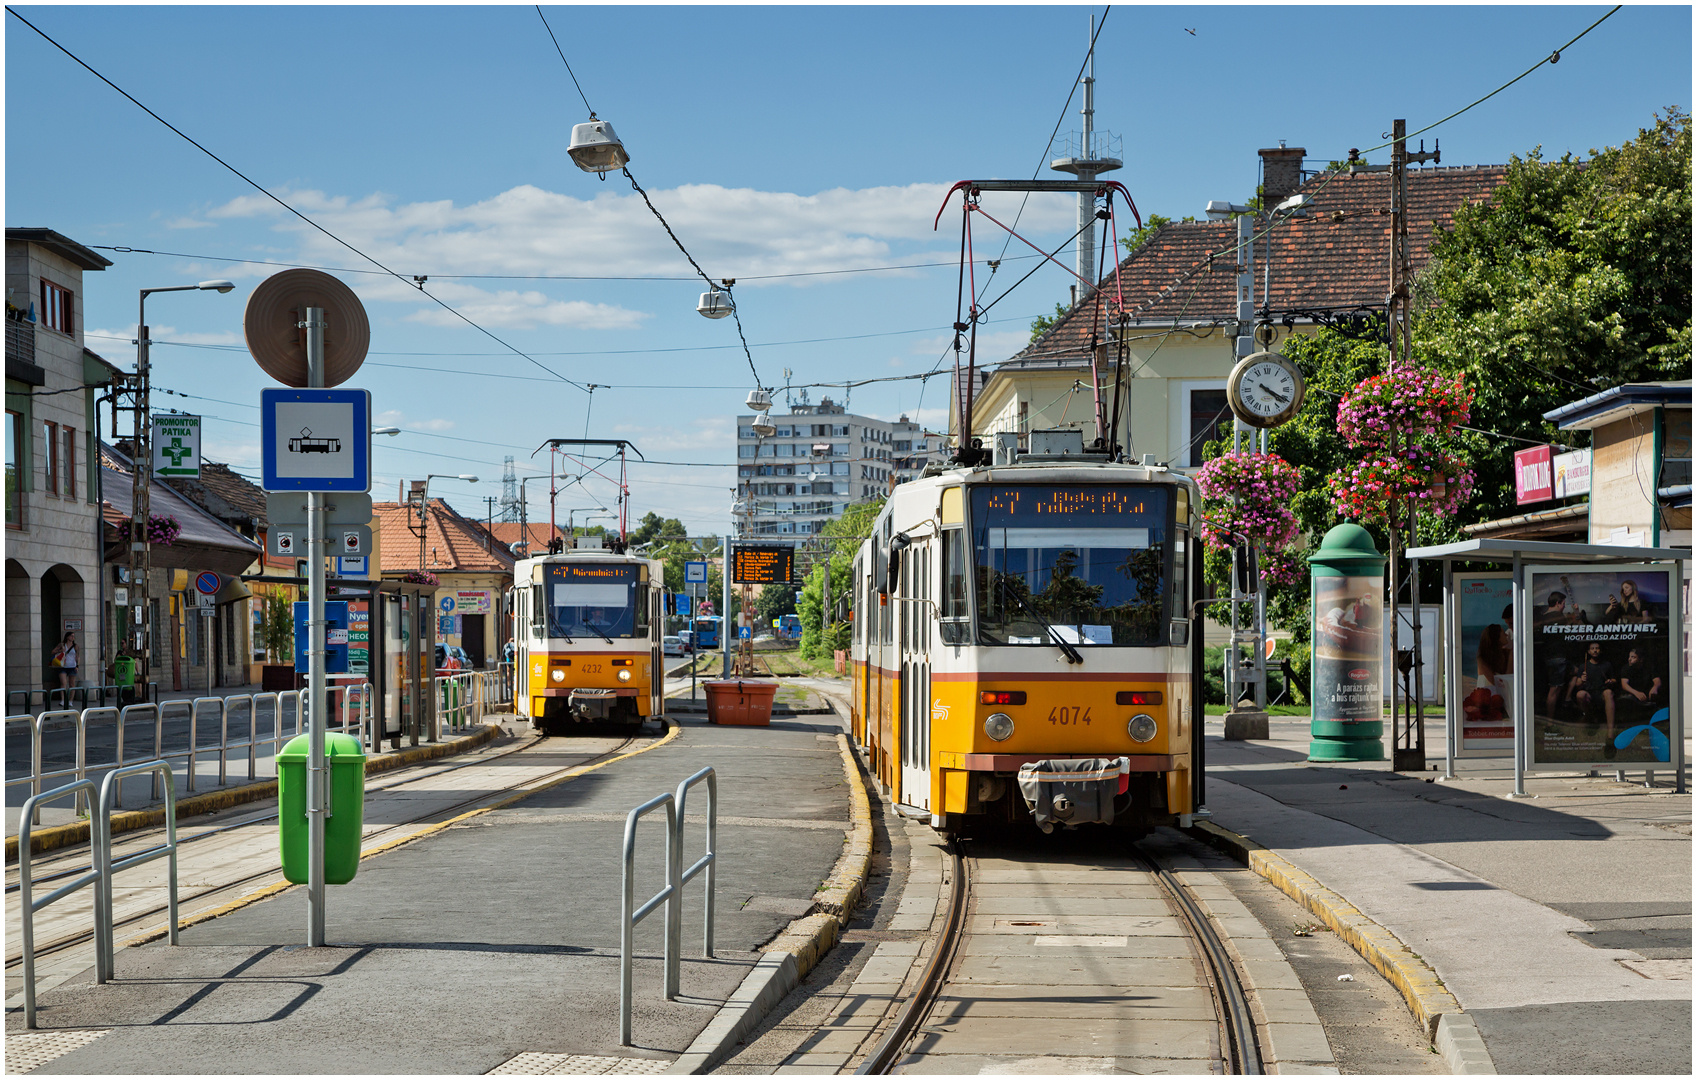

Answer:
[7,4,1689,538]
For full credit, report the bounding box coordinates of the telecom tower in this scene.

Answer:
[1049,14,1122,293]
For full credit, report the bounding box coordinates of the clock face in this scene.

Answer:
[1228,353,1304,428]
[1238,360,1297,417]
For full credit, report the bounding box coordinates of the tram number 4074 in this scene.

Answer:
[1048,706,1092,725]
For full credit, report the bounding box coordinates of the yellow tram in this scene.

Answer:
[511,547,664,733]
[850,452,1203,832]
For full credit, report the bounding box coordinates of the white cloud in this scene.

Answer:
[165,217,216,230]
[198,182,1077,290]
[407,418,455,432]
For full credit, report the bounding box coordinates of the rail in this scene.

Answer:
[5,684,375,825]
[856,841,968,1074]
[7,682,159,715]
[620,769,720,1046]
[17,778,102,1028]
[666,767,717,998]
[95,761,179,986]
[619,791,677,1047]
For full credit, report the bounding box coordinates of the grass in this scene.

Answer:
[1204,703,1311,716]
[671,648,842,680]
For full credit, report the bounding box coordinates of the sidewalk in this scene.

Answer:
[7,711,862,1074]
[1199,715,1691,1075]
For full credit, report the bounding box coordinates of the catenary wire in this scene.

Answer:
[4,5,592,396]
[534,5,595,116]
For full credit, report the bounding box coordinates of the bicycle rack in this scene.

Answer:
[17,778,102,1028]
[95,761,179,984]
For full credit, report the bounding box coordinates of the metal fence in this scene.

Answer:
[16,760,179,1028]
[6,683,372,825]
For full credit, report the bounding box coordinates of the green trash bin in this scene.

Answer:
[113,654,137,687]
[278,733,366,885]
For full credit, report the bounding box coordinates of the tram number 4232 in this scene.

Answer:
[1048,706,1092,726]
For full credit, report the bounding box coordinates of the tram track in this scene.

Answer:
[5,727,651,977]
[853,832,1263,1075]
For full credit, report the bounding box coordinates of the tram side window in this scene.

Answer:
[531,583,545,632]
[940,529,969,645]
[633,583,649,634]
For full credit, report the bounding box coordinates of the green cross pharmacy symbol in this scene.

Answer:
[161,438,192,468]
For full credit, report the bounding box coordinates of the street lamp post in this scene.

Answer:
[124,280,234,695]
[411,474,479,573]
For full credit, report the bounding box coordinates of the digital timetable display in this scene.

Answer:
[977,485,1163,522]
[732,545,796,584]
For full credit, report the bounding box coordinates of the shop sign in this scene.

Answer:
[455,590,491,614]
[1514,445,1553,505]
[1553,449,1591,498]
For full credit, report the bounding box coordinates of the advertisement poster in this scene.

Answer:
[1530,567,1675,766]
[454,590,491,615]
[347,601,370,676]
[1455,575,1515,750]
[1313,574,1383,725]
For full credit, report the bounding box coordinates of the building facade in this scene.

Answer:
[735,397,940,537]
[374,497,514,668]
[5,228,115,698]
[955,149,1508,475]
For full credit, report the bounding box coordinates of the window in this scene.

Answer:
[39,280,73,334]
[776,465,793,476]
[1189,389,1229,465]
[1171,382,1229,468]
[5,410,21,526]
[42,420,59,495]
[62,426,75,499]
[739,466,753,477]
[776,426,792,437]
[775,443,793,457]
[738,426,756,438]
[738,445,756,458]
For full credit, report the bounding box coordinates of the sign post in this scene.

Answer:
[249,268,371,950]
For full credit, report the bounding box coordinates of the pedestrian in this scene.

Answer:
[50,631,78,696]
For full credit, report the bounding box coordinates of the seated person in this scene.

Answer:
[1617,646,1663,718]
[1562,640,1616,738]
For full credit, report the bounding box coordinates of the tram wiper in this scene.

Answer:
[577,621,614,645]
[997,578,1084,665]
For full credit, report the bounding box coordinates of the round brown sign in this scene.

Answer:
[243,268,370,388]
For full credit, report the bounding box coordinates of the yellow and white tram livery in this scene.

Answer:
[851,457,1201,832]
[512,549,663,733]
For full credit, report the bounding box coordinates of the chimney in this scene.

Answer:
[1259,143,1307,207]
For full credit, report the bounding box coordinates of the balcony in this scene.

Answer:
[6,315,42,380]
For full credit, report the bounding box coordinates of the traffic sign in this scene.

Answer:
[685,561,708,584]
[268,525,372,557]
[261,387,371,492]
[677,593,692,617]
[194,571,220,596]
[440,596,455,612]
[266,491,374,527]
[336,557,368,577]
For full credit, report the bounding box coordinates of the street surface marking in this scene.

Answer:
[489,1052,669,1074]
[5,1028,109,1073]
[1032,934,1129,947]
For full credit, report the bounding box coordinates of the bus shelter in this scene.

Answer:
[1405,538,1689,795]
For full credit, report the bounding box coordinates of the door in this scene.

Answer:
[898,545,931,812]
[463,614,486,669]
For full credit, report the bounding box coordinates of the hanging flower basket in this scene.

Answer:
[1336,362,1473,448]
[1193,451,1301,551]
[1328,452,1475,523]
[1258,548,1305,588]
[403,570,439,586]
[146,513,181,546]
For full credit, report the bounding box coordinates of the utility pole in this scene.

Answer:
[1387,118,1439,772]
[1050,13,1122,292]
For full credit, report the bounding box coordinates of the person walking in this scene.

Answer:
[50,631,78,704]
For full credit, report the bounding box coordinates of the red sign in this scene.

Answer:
[1514,445,1553,505]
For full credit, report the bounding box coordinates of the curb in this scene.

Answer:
[6,723,504,863]
[1183,818,1490,1071]
[667,703,873,1075]
[120,718,683,948]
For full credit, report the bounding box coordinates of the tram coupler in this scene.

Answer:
[1016,757,1130,833]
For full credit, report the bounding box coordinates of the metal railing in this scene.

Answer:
[436,674,475,732]
[8,682,160,715]
[619,768,718,1046]
[17,778,102,1029]
[6,684,373,823]
[16,761,179,1028]
[620,792,676,1047]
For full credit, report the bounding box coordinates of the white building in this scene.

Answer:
[735,397,941,537]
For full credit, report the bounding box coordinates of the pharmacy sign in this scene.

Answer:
[151,415,201,479]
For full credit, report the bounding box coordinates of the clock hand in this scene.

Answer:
[1257,382,1291,405]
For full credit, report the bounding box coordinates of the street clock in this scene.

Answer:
[1227,351,1306,429]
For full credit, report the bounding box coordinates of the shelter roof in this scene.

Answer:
[6,227,112,271]
[1405,538,1691,563]
[1543,381,1693,431]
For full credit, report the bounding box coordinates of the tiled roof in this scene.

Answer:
[374,499,515,575]
[162,462,268,526]
[1013,165,1508,364]
[487,521,567,553]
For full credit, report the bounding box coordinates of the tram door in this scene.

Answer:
[898,544,931,812]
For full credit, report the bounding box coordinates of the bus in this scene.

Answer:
[776,613,803,640]
[691,615,723,650]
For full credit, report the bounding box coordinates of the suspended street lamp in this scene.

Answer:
[566,114,630,174]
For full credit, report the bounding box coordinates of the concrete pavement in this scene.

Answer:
[7,708,864,1074]
[1197,715,1690,1075]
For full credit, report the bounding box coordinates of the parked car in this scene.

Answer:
[677,630,695,653]
[434,644,475,671]
[662,635,685,657]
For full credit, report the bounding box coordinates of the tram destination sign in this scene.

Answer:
[732,544,795,585]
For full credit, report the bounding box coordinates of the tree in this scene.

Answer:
[756,583,798,624]
[1029,301,1070,342]
[798,499,884,659]
[258,590,294,663]
[1414,109,1691,523]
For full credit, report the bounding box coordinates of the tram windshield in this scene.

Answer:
[543,563,646,639]
[970,484,1170,647]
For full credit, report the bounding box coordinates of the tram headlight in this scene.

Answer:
[1127,713,1157,743]
[617,668,632,682]
[984,712,1015,742]
[551,668,566,684]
